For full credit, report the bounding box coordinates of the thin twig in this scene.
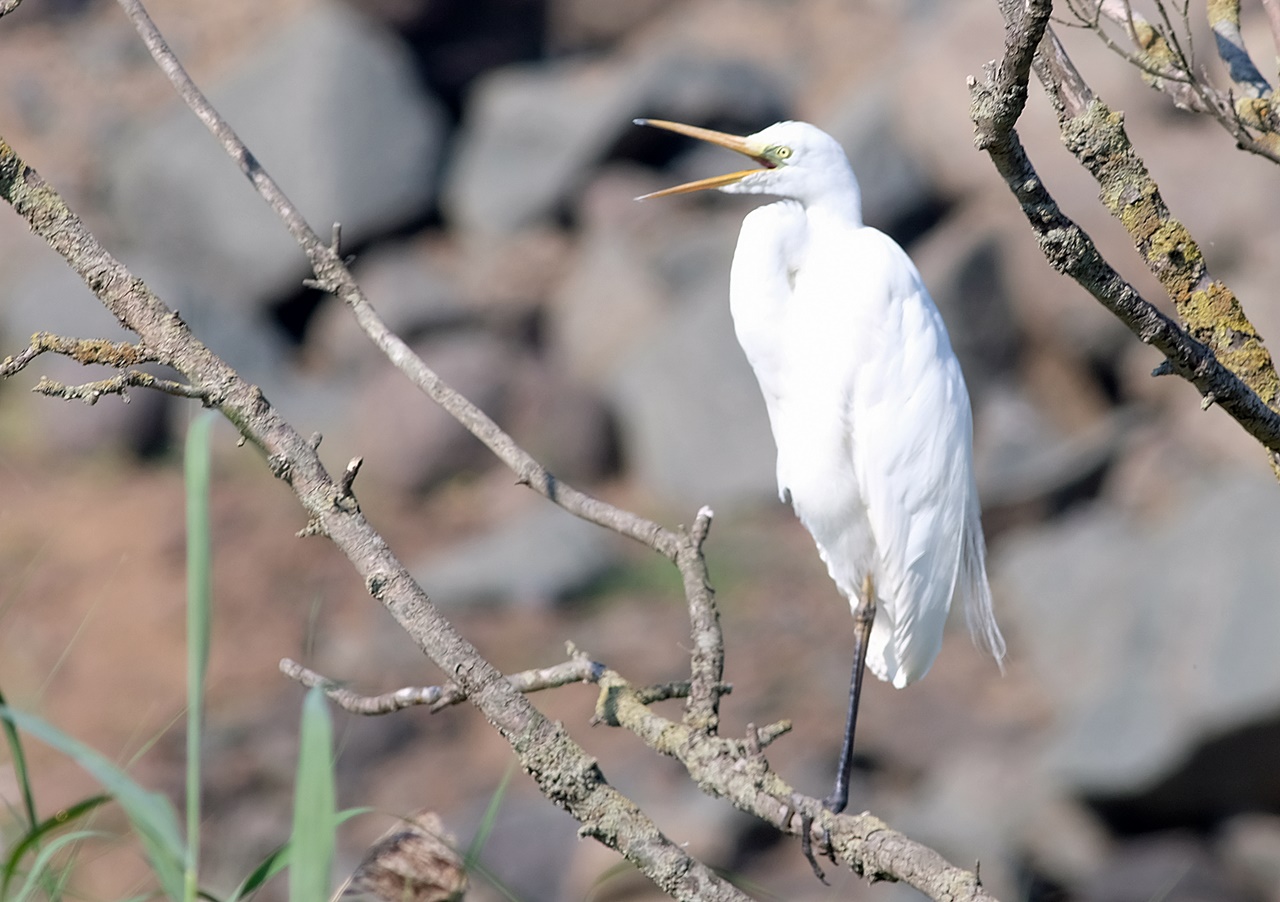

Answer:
[337,456,362,504]
[117,0,732,764]
[279,654,607,715]
[1078,0,1280,161]
[112,0,681,562]
[680,505,726,734]
[0,128,750,902]
[0,343,40,378]
[2,333,196,403]
[1206,0,1272,98]
[1,332,159,377]
[34,370,208,404]
[973,0,1280,470]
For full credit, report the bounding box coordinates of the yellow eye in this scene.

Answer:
[774,146,793,160]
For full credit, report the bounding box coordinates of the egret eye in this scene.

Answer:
[773,146,793,160]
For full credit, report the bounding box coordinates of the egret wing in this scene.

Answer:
[729,200,808,493]
[846,236,979,687]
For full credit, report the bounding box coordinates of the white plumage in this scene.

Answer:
[638,118,1004,810]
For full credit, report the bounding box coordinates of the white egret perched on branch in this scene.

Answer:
[636,118,1006,813]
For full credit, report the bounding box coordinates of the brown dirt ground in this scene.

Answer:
[0,435,1048,900]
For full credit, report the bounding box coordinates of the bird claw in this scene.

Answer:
[788,795,834,884]
[800,811,829,884]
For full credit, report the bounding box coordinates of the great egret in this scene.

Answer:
[636,118,1005,813]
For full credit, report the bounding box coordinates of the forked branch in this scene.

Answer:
[0,132,748,902]
[974,0,1280,473]
[0,0,1013,895]
[279,651,608,715]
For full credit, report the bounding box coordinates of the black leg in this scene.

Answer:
[823,573,876,814]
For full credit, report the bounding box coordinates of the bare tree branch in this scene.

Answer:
[280,653,608,715]
[1068,0,1280,161]
[1,331,202,402]
[279,651,713,716]
[1,332,159,377]
[0,0,1012,894]
[112,0,682,557]
[591,667,1000,901]
[34,369,208,404]
[111,0,735,740]
[0,133,751,902]
[1205,0,1272,97]
[974,0,1280,474]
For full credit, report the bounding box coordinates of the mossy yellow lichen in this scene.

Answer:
[1147,220,1197,263]
[1118,190,1162,242]
[1206,0,1239,28]
[1185,281,1243,330]
[1183,281,1279,406]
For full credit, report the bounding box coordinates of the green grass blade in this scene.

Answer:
[227,841,289,902]
[184,411,217,902]
[10,829,106,902]
[0,706,186,899]
[227,808,368,902]
[464,761,514,867]
[1,793,110,899]
[0,688,39,832]
[289,688,336,902]
[464,858,524,902]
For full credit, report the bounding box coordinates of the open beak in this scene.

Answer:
[634,118,771,199]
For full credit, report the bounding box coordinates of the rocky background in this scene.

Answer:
[3,0,1280,899]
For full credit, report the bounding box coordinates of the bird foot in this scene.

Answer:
[788,794,835,884]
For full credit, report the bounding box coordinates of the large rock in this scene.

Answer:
[347,331,519,493]
[442,51,786,234]
[107,1,448,311]
[994,468,1280,825]
[973,387,1130,515]
[547,167,678,385]
[1078,833,1255,902]
[547,0,678,51]
[306,238,470,376]
[411,501,623,609]
[820,83,947,243]
[608,281,777,509]
[503,356,618,484]
[550,227,670,385]
[554,172,778,509]
[907,206,1023,403]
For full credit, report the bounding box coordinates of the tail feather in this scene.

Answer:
[960,505,1005,670]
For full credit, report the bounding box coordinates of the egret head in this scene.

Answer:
[635,119,860,214]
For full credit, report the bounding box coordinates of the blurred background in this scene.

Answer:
[3,0,1280,899]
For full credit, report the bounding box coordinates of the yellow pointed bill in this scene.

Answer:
[634,118,770,199]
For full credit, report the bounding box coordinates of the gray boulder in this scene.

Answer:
[107,1,448,310]
[608,280,777,510]
[820,83,945,240]
[411,501,623,609]
[994,468,1280,823]
[307,239,469,376]
[442,51,786,235]
[346,331,518,494]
